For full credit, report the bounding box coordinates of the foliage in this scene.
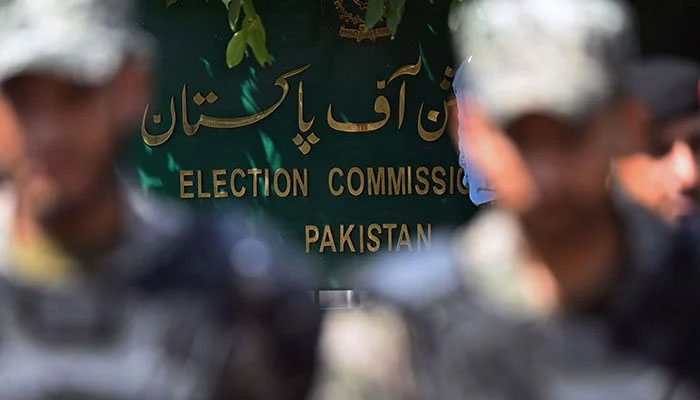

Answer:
[365,0,407,38]
[364,0,465,38]
[165,0,464,68]
[166,0,271,68]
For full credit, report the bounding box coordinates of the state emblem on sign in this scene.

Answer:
[321,0,392,42]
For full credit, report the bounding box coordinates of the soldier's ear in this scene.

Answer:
[111,59,152,135]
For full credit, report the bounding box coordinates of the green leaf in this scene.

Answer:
[386,0,405,38]
[165,0,179,8]
[242,0,257,17]
[222,0,231,7]
[448,0,465,31]
[449,0,463,13]
[257,15,266,42]
[227,0,242,31]
[244,15,266,42]
[390,0,406,15]
[226,30,247,68]
[364,0,384,29]
[245,16,271,67]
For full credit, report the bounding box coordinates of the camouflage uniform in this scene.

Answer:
[0,185,320,400]
[313,195,699,400]
[0,0,320,398]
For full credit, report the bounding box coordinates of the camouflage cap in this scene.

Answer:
[450,0,637,127]
[0,0,153,86]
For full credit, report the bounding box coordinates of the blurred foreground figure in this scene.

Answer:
[0,94,21,181]
[615,58,700,389]
[452,60,497,207]
[313,0,699,399]
[616,57,700,223]
[0,1,319,399]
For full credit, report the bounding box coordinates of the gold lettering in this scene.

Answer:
[320,225,337,253]
[230,169,246,197]
[293,168,309,197]
[407,166,413,195]
[382,223,397,251]
[367,167,385,196]
[340,224,356,253]
[415,166,430,195]
[396,224,413,251]
[329,167,344,196]
[213,169,228,198]
[180,170,195,199]
[359,224,365,253]
[274,169,291,197]
[197,170,211,198]
[432,167,447,195]
[348,167,365,197]
[417,224,431,250]
[305,225,320,253]
[367,224,381,253]
[449,166,455,195]
[264,168,270,197]
[248,168,262,197]
[457,168,469,195]
[388,167,407,195]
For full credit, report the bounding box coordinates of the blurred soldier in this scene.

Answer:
[614,57,700,387]
[616,57,700,223]
[0,0,319,399]
[0,93,21,181]
[312,0,699,399]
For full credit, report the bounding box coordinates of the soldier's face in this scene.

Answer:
[461,102,628,235]
[657,115,700,220]
[3,75,124,220]
[504,114,616,235]
[619,114,700,222]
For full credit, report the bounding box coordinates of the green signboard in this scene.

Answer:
[128,0,476,286]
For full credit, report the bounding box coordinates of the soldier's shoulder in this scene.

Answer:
[354,209,523,311]
[126,189,318,297]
